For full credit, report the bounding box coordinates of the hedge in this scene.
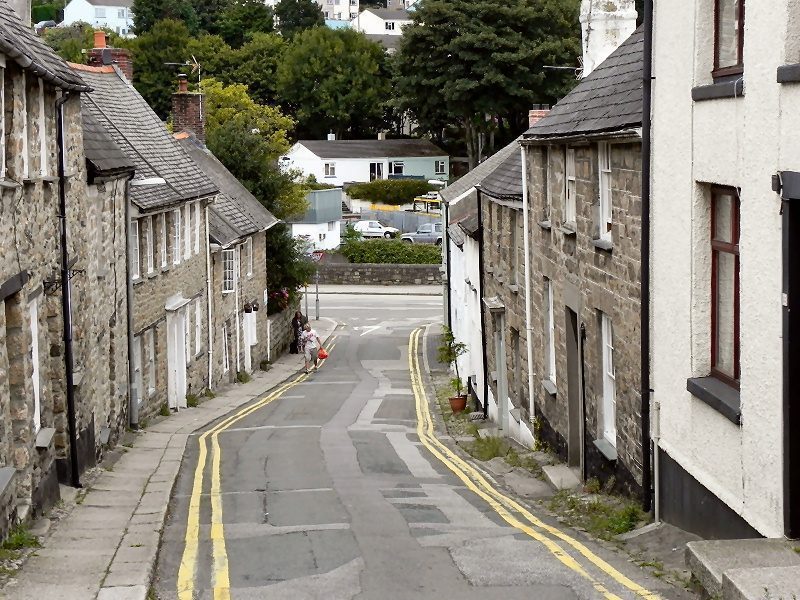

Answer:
[340,239,442,265]
[347,179,435,205]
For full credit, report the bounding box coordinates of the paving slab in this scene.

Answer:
[541,464,581,490]
[502,469,553,499]
[97,585,148,600]
[723,565,800,600]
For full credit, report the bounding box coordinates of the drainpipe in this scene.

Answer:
[234,246,241,373]
[476,190,490,419]
[443,199,452,329]
[56,92,81,488]
[205,203,214,389]
[640,0,654,513]
[579,322,588,482]
[520,144,536,434]
[124,178,137,429]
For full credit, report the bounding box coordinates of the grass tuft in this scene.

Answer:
[1,526,40,551]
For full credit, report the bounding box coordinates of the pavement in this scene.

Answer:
[1,317,338,600]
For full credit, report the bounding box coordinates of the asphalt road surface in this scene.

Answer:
[154,292,682,600]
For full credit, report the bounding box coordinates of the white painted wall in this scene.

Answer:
[651,0,794,537]
[291,221,341,251]
[579,0,637,77]
[351,9,410,35]
[63,0,134,36]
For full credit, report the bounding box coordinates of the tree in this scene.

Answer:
[394,0,581,168]
[264,224,315,315]
[131,0,198,35]
[274,0,324,39]
[228,33,286,105]
[186,34,235,81]
[276,28,389,139]
[190,0,229,35]
[132,19,191,119]
[218,0,274,48]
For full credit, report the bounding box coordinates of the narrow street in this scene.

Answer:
[154,292,680,599]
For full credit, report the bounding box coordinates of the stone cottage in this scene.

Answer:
[520,24,643,496]
[73,57,219,422]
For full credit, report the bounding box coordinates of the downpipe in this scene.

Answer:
[56,92,81,487]
[205,204,214,388]
[476,190,490,419]
[580,322,588,482]
[520,144,536,436]
[125,176,138,429]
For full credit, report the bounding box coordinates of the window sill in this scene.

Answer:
[0,178,21,189]
[508,284,519,294]
[42,176,58,184]
[777,63,800,84]
[160,265,170,273]
[691,78,744,102]
[591,238,613,251]
[538,219,552,231]
[560,224,577,236]
[486,266,494,274]
[146,270,158,280]
[686,376,741,425]
[222,290,235,295]
[35,427,56,450]
[593,437,618,462]
[541,378,557,397]
[132,277,144,285]
[490,370,497,383]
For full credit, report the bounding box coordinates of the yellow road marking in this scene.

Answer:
[177,373,308,599]
[408,328,659,599]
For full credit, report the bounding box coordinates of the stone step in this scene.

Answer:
[686,539,800,599]
[723,565,800,600]
[478,427,500,439]
[541,464,581,490]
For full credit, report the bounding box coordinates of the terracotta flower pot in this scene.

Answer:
[449,395,467,414]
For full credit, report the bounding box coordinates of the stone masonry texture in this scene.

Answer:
[317,263,442,286]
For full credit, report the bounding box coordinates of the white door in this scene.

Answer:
[167,309,188,409]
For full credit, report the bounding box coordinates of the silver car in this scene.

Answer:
[401,222,443,245]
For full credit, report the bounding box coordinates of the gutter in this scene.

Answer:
[476,189,490,419]
[55,91,81,487]
[641,0,654,513]
[520,145,536,433]
[521,128,642,145]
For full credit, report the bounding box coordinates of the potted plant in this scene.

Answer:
[437,326,468,414]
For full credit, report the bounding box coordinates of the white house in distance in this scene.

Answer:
[283,137,449,186]
[287,188,344,251]
[264,0,358,21]
[62,0,134,37]
[351,7,411,35]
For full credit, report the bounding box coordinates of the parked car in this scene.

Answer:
[352,220,399,239]
[401,222,443,245]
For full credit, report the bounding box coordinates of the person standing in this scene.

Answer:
[291,310,307,354]
[300,323,322,374]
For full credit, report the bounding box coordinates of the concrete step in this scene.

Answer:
[541,464,581,490]
[478,427,500,439]
[724,565,800,600]
[686,539,800,599]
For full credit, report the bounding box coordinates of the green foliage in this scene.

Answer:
[548,490,646,540]
[1,526,39,551]
[394,0,581,166]
[32,3,60,23]
[274,0,324,39]
[218,0,274,48]
[339,239,442,265]
[132,0,199,35]
[204,388,216,398]
[466,436,510,461]
[43,22,130,63]
[159,403,171,417]
[276,27,389,138]
[346,179,435,206]
[236,371,252,384]
[186,393,199,407]
[185,34,235,80]
[265,224,315,315]
[437,325,467,395]
[228,33,287,105]
[133,19,191,119]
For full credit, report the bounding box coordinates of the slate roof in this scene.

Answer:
[81,107,135,178]
[365,34,401,51]
[176,132,278,246]
[83,0,132,6]
[441,139,519,204]
[73,64,218,211]
[365,8,411,20]
[0,0,89,91]
[479,150,523,200]
[298,139,446,159]
[524,26,644,140]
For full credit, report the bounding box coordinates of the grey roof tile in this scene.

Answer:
[479,150,523,200]
[74,65,218,211]
[81,106,134,176]
[0,0,89,91]
[441,139,519,204]
[524,27,644,139]
[298,138,446,159]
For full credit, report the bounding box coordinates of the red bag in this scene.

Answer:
[318,347,329,360]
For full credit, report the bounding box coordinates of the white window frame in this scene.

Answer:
[144,329,155,397]
[601,312,617,446]
[324,162,336,177]
[21,72,29,179]
[222,249,236,293]
[144,216,154,274]
[183,203,191,260]
[222,323,230,373]
[544,147,552,221]
[195,299,202,356]
[0,62,5,179]
[598,142,612,241]
[29,297,41,433]
[38,79,48,177]
[95,7,106,18]
[159,213,168,268]
[565,147,576,225]
[172,209,182,265]
[130,219,141,280]
[193,202,201,255]
[390,161,404,176]
[246,237,253,277]
[185,307,191,364]
[118,8,126,18]
[132,333,143,406]
[510,209,518,285]
[435,160,446,175]
[544,278,556,385]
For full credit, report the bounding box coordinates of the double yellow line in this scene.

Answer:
[408,328,660,600]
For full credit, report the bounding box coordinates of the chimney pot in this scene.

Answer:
[94,30,107,49]
[177,74,188,94]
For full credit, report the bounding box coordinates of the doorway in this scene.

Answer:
[565,308,582,468]
[167,308,187,409]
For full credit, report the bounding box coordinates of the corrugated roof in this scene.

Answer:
[524,26,643,139]
[440,139,519,203]
[74,64,218,211]
[298,139,446,159]
[176,133,278,246]
[479,150,523,200]
[0,0,89,91]
[81,106,135,176]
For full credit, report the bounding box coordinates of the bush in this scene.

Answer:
[347,179,435,206]
[340,238,442,264]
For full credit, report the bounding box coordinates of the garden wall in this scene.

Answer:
[317,263,443,285]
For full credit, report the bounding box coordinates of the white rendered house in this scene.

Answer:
[288,188,343,251]
[264,0,359,21]
[351,7,410,35]
[62,0,134,37]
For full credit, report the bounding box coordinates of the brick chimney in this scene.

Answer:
[87,31,133,81]
[528,104,551,127]
[172,74,205,142]
[579,0,637,78]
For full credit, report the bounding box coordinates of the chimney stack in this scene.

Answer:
[172,75,205,142]
[528,104,550,128]
[579,0,637,78]
[87,31,133,80]
[9,0,31,26]
[327,132,336,141]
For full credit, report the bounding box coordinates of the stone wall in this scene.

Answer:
[317,263,442,285]
[267,302,299,363]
